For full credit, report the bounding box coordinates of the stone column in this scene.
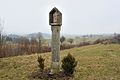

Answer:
[49,7,62,74]
[51,25,61,73]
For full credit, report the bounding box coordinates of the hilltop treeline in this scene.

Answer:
[0,32,51,58]
[0,33,75,58]
[0,32,120,58]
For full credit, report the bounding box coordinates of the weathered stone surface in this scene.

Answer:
[51,26,60,62]
[49,7,62,74]
[51,62,60,74]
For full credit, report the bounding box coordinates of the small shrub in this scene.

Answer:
[61,53,77,76]
[60,36,66,44]
[67,38,74,44]
[37,55,45,71]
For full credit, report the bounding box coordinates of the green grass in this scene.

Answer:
[0,44,120,80]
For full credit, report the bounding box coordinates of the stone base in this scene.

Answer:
[50,62,60,74]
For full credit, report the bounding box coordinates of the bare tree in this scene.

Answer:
[113,34,120,44]
[37,32,43,53]
[19,37,30,54]
[30,37,37,53]
[0,19,5,57]
[0,26,3,54]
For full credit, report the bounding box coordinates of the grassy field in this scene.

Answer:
[0,44,120,80]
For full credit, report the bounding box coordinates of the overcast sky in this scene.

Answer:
[0,0,120,35]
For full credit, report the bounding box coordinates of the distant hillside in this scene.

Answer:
[7,34,20,39]
[7,32,51,39]
[7,33,116,40]
[26,32,51,39]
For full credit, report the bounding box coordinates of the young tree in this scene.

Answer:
[37,55,45,71]
[60,36,66,44]
[62,53,77,75]
[67,38,74,44]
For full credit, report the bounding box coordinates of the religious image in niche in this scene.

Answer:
[53,12,58,23]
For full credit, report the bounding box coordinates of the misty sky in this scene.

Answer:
[0,0,120,35]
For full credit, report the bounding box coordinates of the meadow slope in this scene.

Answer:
[0,44,120,80]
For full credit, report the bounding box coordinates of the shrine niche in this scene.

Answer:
[49,7,62,26]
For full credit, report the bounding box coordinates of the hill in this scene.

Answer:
[7,32,51,39]
[0,44,120,80]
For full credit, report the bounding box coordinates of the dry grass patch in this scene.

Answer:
[0,44,120,80]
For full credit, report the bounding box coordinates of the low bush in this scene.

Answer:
[37,55,45,71]
[61,53,77,76]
